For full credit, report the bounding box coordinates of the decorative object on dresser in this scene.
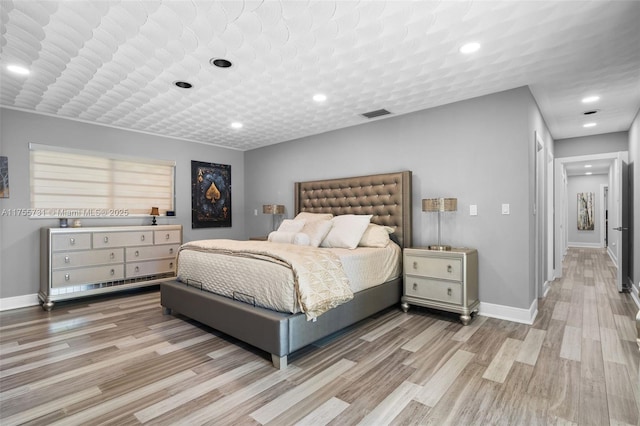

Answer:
[401,247,479,325]
[263,204,285,231]
[40,225,182,310]
[422,197,457,251]
[150,206,160,225]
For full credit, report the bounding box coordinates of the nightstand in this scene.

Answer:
[249,236,268,241]
[401,247,479,325]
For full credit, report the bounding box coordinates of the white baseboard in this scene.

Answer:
[607,247,617,266]
[479,299,538,325]
[0,294,40,311]
[630,284,640,310]
[568,242,604,249]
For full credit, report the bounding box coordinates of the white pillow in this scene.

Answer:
[267,231,311,246]
[294,212,333,222]
[359,224,394,248]
[321,214,372,249]
[277,219,305,233]
[300,219,333,247]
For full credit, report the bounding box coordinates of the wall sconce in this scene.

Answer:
[422,198,457,251]
[263,204,285,231]
[150,206,160,226]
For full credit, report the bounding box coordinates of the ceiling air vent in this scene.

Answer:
[361,109,392,119]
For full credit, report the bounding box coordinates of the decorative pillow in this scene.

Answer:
[268,231,311,246]
[300,219,333,247]
[277,219,305,233]
[359,224,394,247]
[292,233,311,246]
[294,212,333,222]
[321,214,372,249]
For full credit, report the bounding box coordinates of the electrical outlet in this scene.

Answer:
[502,204,510,215]
[470,205,478,216]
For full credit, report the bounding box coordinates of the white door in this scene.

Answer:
[614,152,630,292]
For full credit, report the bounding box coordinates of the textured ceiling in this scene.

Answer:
[1,1,639,151]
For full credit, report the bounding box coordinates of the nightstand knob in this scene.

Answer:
[413,283,418,290]
[447,265,453,273]
[413,261,418,269]
[447,288,452,296]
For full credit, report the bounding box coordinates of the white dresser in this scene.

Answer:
[40,225,182,310]
[401,247,479,325]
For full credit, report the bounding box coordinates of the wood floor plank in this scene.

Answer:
[482,338,522,383]
[413,349,475,406]
[296,396,350,426]
[516,328,546,366]
[560,325,582,361]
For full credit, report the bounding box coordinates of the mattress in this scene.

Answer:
[176,240,401,316]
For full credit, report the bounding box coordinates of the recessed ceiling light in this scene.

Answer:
[231,122,243,129]
[174,81,192,89]
[459,42,481,54]
[585,172,593,175]
[210,58,233,68]
[7,64,30,75]
[583,122,597,128]
[582,95,600,103]
[584,164,592,168]
[313,94,327,102]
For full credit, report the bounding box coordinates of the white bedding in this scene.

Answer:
[176,240,401,316]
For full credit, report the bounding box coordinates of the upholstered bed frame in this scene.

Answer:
[160,171,412,368]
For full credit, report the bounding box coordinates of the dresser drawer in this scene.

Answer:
[405,255,462,281]
[93,231,153,248]
[126,244,179,261]
[52,233,92,251]
[52,265,125,287]
[126,259,176,278]
[405,276,462,305]
[154,229,181,245]
[52,248,124,269]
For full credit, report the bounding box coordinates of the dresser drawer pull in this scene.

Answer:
[169,248,174,254]
[135,266,140,272]
[165,233,170,240]
[413,282,418,291]
[110,269,115,276]
[64,256,70,263]
[135,250,139,257]
[169,262,174,269]
[413,261,418,269]
[447,288,452,296]
[69,238,75,245]
[103,236,109,243]
[447,265,453,273]
[110,252,115,259]
[65,273,70,281]
[141,235,145,241]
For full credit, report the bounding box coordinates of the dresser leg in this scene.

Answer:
[42,299,54,312]
[460,314,471,326]
[400,302,409,313]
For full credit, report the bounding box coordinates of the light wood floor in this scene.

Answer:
[1,248,638,425]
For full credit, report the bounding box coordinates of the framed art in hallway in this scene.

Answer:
[577,191,594,230]
[191,161,231,228]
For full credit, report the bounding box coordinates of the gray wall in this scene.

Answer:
[0,108,245,299]
[629,110,639,294]
[567,174,608,247]
[245,86,550,310]
[554,132,628,158]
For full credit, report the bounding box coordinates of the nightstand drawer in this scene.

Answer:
[405,276,462,305]
[405,255,462,281]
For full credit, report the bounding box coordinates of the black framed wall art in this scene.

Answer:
[191,161,231,228]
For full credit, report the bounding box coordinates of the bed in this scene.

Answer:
[160,170,412,369]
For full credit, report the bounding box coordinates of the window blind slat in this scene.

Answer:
[30,146,175,217]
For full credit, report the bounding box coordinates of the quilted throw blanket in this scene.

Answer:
[177,239,354,321]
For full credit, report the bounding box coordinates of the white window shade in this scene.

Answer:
[30,144,175,217]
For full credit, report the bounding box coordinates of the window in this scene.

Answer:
[30,144,175,217]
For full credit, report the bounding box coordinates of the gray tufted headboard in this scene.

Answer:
[294,171,412,248]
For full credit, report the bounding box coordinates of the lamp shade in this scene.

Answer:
[263,204,285,215]
[150,207,160,216]
[422,198,457,212]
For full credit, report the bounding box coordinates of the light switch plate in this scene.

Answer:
[470,205,478,216]
[502,204,510,215]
